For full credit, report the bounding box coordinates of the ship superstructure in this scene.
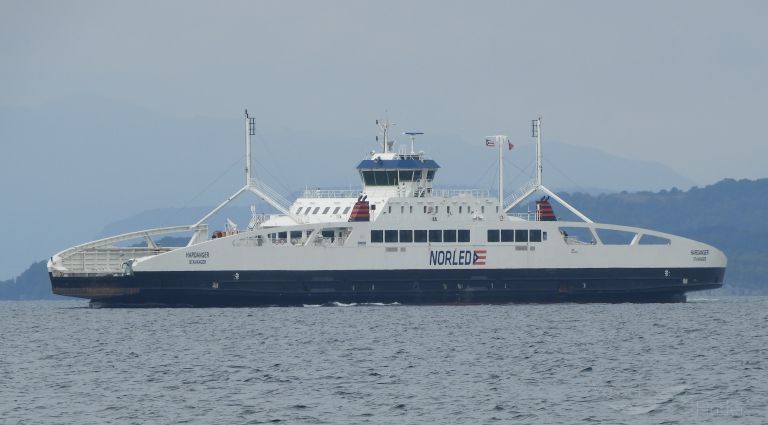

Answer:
[48,112,726,306]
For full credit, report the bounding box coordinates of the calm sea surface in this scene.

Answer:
[1,297,766,424]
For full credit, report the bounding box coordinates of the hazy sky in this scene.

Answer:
[1,0,766,279]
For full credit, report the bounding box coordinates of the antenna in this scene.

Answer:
[376,117,395,153]
[404,132,423,155]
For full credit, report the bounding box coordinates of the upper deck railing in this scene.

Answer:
[301,188,492,199]
[303,189,361,198]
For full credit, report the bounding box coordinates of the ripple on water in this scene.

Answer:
[0,298,767,424]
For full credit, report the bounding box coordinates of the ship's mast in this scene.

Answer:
[486,135,510,207]
[503,117,593,223]
[246,110,254,181]
[376,118,395,153]
[193,110,293,227]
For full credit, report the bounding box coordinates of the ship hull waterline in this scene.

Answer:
[50,267,725,307]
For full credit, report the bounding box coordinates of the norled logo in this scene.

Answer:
[429,249,486,266]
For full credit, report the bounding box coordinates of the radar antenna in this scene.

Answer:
[403,132,424,155]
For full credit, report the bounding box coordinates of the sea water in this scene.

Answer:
[1,297,766,424]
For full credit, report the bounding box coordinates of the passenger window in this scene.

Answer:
[399,230,413,243]
[458,229,470,242]
[343,206,351,214]
[313,207,320,214]
[487,229,500,242]
[447,206,451,215]
[295,207,303,214]
[370,230,383,243]
[530,230,542,242]
[388,206,392,213]
[443,230,457,242]
[501,229,515,242]
[385,230,398,243]
[304,208,311,215]
[515,229,529,242]
[414,230,428,243]
[322,207,330,214]
[459,206,463,214]
[290,231,302,240]
[543,231,548,241]
[333,207,340,214]
[429,230,442,242]
[639,234,671,245]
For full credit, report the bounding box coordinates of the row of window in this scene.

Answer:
[371,229,471,243]
[361,170,437,186]
[295,206,352,216]
[487,229,545,243]
[387,205,494,215]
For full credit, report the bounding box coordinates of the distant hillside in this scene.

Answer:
[0,261,64,300]
[2,178,766,299]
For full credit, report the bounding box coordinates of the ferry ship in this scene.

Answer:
[48,112,726,306]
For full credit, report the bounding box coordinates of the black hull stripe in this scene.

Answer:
[50,267,725,306]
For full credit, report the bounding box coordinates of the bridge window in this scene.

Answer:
[400,230,413,242]
[426,170,436,180]
[515,230,529,242]
[399,170,414,181]
[530,230,542,242]
[458,229,470,242]
[362,171,375,185]
[429,230,442,242]
[370,230,383,243]
[487,229,500,242]
[501,229,515,242]
[414,230,428,242]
